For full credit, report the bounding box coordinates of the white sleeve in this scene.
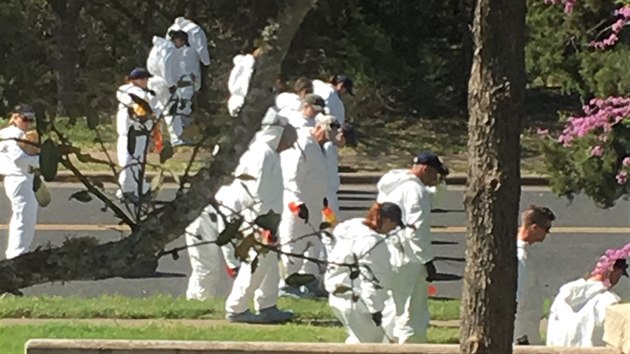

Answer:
[257,153,283,214]
[359,240,392,313]
[281,145,306,205]
[516,249,527,303]
[402,186,433,263]
[1,130,39,170]
[193,29,210,66]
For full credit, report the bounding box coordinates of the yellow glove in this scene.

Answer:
[133,103,148,117]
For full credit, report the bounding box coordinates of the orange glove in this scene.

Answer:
[288,202,309,223]
[261,229,277,245]
[151,126,163,153]
[225,265,239,279]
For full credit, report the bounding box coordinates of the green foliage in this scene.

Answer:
[538,121,630,208]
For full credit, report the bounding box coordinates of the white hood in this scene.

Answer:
[332,218,369,243]
[377,169,421,195]
[560,279,608,312]
[232,53,255,68]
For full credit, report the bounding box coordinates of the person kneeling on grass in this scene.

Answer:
[325,202,404,343]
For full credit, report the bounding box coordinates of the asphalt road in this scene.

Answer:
[0,183,628,300]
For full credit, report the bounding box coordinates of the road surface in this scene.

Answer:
[0,183,628,299]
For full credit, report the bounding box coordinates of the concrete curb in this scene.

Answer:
[46,171,550,186]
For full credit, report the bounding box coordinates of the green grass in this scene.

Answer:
[0,295,461,322]
[0,323,459,353]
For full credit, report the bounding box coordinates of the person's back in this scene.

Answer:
[547,278,620,347]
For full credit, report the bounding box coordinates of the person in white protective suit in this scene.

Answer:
[546,245,629,347]
[325,202,404,343]
[223,120,299,324]
[376,151,448,344]
[275,77,314,113]
[115,68,161,201]
[284,94,326,129]
[0,105,40,259]
[312,74,354,126]
[227,48,261,117]
[278,122,331,298]
[315,115,344,217]
[513,204,556,345]
[166,16,211,92]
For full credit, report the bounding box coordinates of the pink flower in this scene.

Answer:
[616,171,628,184]
[537,128,549,136]
[623,157,630,167]
[616,6,630,19]
[612,19,625,33]
[590,145,604,157]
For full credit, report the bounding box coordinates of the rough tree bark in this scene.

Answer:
[459,0,526,353]
[0,0,318,295]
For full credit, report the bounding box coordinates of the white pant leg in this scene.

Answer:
[253,253,280,311]
[4,175,38,259]
[329,296,385,343]
[391,262,429,343]
[185,212,230,300]
[117,135,149,197]
[278,212,309,277]
[226,252,280,314]
[301,236,324,277]
[381,294,397,342]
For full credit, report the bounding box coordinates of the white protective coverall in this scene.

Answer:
[313,79,345,125]
[376,169,435,343]
[325,218,393,343]
[146,36,193,146]
[115,83,160,198]
[514,239,545,344]
[166,17,211,92]
[227,54,255,117]
[278,128,329,279]
[185,124,286,310]
[275,92,301,112]
[0,125,39,259]
[546,278,620,347]
[223,125,286,315]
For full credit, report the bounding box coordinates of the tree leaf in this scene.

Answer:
[171,250,179,261]
[250,256,259,273]
[33,177,52,207]
[319,222,331,230]
[159,141,174,164]
[235,174,256,181]
[86,112,99,130]
[69,190,93,203]
[39,139,60,182]
[234,234,256,261]
[285,273,316,287]
[33,103,48,136]
[127,126,137,155]
[208,212,218,223]
[128,93,152,114]
[254,210,281,235]
[168,99,179,117]
[332,284,353,295]
[216,218,244,246]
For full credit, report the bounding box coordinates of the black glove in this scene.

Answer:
[323,197,329,208]
[371,311,382,327]
[425,261,437,282]
[298,203,309,223]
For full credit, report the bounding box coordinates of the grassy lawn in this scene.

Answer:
[0,322,460,354]
[3,116,549,174]
[0,295,461,322]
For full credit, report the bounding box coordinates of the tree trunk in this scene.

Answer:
[459,0,526,352]
[0,0,318,295]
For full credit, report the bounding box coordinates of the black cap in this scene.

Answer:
[380,202,405,228]
[168,30,189,43]
[414,151,448,175]
[128,67,152,80]
[303,94,325,112]
[614,259,629,277]
[12,104,35,120]
[335,74,354,96]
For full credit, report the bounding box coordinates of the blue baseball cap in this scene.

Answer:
[413,151,448,175]
[128,67,152,80]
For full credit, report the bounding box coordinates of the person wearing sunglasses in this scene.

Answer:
[514,204,556,345]
[0,104,40,259]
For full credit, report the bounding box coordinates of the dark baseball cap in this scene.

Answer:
[12,104,35,120]
[380,202,405,228]
[414,151,448,175]
[303,94,325,112]
[128,67,152,80]
[614,259,629,277]
[335,74,354,96]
